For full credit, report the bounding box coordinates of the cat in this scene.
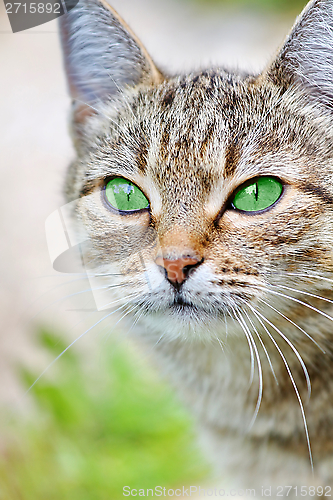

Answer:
[58,0,333,495]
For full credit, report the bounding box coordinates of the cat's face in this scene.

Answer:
[60,0,333,341]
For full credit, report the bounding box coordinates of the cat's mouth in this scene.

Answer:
[171,294,200,313]
[173,295,192,307]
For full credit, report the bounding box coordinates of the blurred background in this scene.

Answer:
[0,0,306,498]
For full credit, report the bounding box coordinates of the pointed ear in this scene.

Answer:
[266,0,333,109]
[59,0,163,125]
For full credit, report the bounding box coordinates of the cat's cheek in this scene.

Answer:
[220,210,263,231]
[106,212,151,232]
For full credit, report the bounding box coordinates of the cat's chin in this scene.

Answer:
[139,304,229,343]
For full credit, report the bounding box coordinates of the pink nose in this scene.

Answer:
[155,256,200,285]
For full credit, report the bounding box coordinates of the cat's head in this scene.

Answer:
[59,0,333,341]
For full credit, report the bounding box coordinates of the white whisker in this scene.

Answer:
[285,272,333,285]
[22,275,90,318]
[261,287,333,325]
[223,311,229,339]
[32,282,131,321]
[236,309,263,429]
[216,336,225,353]
[271,283,333,307]
[252,303,311,400]
[248,305,313,472]
[232,307,255,386]
[129,306,146,334]
[259,297,325,354]
[98,292,138,310]
[242,306,278,385]
[101,304,139,344]
[24,303,129,395]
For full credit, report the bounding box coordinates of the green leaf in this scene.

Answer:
[0,329,208,499]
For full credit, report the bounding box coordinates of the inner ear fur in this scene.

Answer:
[265,0,333,109]
[59,0,164,125]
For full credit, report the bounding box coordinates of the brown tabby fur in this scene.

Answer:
[59,0,333,494]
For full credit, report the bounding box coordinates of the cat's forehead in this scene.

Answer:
[82,68,332,207]
[134,72,291,187]
[139,72,332,187]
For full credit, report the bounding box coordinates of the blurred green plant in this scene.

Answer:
[185,0,307,13]
[0,330,208,500]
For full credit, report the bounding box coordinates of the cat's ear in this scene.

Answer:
[59,0,163,124]
[266,0,333,109]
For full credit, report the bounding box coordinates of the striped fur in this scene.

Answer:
[60,0,333,493]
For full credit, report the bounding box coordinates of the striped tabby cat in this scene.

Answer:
[59,0,333,494]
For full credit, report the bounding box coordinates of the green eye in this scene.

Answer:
[231,176,283,212]
[105,177,149,212]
